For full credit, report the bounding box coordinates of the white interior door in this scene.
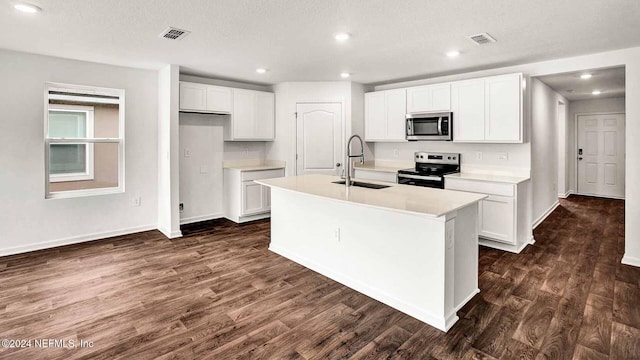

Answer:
[296,103,343,176]
[577,113,625,198]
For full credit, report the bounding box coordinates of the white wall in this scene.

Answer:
[351,82,375,160]
[530,78,567,225]
[266,81,355,176]
[567,97,625,192]
[0,49,159,255]
[557,102,568,197]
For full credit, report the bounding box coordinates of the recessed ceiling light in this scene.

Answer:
[580,74,593,80]
[446,50,460,58]
[256,68,268,74]
[340,72,350,78]
[334,33,351,42]
[592,90,601,95]
[14,2,41,13]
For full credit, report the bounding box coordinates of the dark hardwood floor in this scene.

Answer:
[1,195,638,359]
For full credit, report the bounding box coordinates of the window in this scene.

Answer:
[45,83,125,199]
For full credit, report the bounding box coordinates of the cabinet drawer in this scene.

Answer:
[445,178,514,197]
[241,168,285,181]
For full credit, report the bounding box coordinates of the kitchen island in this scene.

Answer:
[256,174,486,332]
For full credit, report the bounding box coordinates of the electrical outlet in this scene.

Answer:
[476,152,483,160]
[179,203,184,212]
[200,165,209,174]
[131,196,141,207]
[183,148,192,157]
[244,147,249,157]
[498,152,509,160]
[393,148,399,158]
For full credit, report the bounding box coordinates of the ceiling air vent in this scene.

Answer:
[467,33,497,45]
[159,27,191,40]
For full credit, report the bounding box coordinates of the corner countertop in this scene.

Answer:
[256,174,486,218]
[223,160,285,172]
[444,172,530,184]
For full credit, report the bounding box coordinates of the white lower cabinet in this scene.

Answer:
[224,168,285,223]
[445,176,532,253]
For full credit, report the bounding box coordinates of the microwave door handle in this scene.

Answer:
[407,120,412,135]
[437,117,443,135]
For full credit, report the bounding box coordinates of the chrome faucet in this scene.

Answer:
[345,134,364,187]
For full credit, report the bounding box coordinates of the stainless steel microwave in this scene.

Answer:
[406,112,453,141]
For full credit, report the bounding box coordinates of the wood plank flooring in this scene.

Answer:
[1,195,638,359]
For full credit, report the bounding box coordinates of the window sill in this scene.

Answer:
[46,186,123,199]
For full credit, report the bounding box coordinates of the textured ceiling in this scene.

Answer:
[1,0,639,85]
[536,67,626,101]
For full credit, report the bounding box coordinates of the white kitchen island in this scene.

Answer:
[256,174,487,332]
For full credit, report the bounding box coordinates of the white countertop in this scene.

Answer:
[256,174,486,218]
[223,159,285,172]
[444,172,530,184]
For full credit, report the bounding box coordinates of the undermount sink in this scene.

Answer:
[332,180,391,189]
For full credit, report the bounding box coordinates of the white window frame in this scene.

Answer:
[45,82,125,199]
[48,104,95,182]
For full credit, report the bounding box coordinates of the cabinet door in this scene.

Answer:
[385,89,407,141]
[206,85,232,113]
[232,89,256,139]
[479,195,515,244]
[364,92,386,140]
[406,83,450,113]
[179,82,207,111]
[485,74,522,142]
[255,91,275,140]
[451,79,485,142]
[242,180,265,215]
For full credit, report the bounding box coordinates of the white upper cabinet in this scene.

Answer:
[484,74,522,141]
[206,85,232,113]
[364,89,407,142]
[179,81,231,114]
[406,83,451,113]
[179,82,207,112]
[452,73,523,143]
[226,89,275,141]
[451,79,486,142]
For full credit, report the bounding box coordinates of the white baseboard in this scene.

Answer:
[479,238,530,254]
[270,244,461,332]
[533,200,560,229]
[622,255,640,268]
[558,190,573,199]
[180,213,223,225]
[0,224,157,257]
[158,226,183,239]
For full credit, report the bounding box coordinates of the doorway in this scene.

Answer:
[295,102,343,176]
[576,112,625,198]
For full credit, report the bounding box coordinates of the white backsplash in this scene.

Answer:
[373,141,530,176]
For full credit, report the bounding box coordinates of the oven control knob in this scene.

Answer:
[447,156,451,160]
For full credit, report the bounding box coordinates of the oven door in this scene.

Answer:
[397,174,444,188]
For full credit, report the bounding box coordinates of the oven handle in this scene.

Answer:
[397,174,442,181]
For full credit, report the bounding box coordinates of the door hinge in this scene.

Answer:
[296,154,298,160]
[294,112,298,117]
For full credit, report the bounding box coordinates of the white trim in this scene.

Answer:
[621,255,640,268]
[180,213,224,225]
[533,200,560,229]
[558,190,573,198]
[269,243,455,332]
[455,289,480,312]
[158,226,183,239]
[0,224,157,258]
[479,238,530,253]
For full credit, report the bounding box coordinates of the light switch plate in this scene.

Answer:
[184,148,192,157]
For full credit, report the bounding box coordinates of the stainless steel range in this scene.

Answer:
[397,151,460,189]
